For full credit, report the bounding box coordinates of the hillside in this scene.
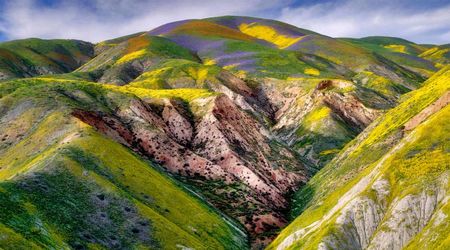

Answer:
[71,16,435,169]
[0,16,448,249]
[268,66,450,249]
[0,78,247,249]
[0,38,94,80]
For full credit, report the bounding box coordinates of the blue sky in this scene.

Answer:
[0,0,449,44]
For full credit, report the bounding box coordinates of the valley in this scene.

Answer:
[0,16,448,250]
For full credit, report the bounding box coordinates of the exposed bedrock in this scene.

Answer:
[72,93,306,243]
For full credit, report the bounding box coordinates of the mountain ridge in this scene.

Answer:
[0,16,448,249]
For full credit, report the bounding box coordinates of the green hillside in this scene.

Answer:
[268,66,450,250]
[0,15,448,249]
[419,44,450,67]
[0,38,94,80]
[0,78,247,249]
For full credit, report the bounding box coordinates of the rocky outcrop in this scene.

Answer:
[276,162,449,250]
[161,99,193,145]
[319,175,448,250]
[268,79,382,168]
[323,92,379,132]
[215,71,276,118]
[72,93,306,243]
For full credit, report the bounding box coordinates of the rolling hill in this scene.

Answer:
[0,16,448,249]
[0,38,94,80]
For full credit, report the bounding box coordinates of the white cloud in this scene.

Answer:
[0,0,449,44]
[278,0,450,44]
[0,0,284,42]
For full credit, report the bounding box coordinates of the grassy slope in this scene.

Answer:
[78,34,197,71]
[94,32,147,53]
[268,66,450,249]
[206,16,318,37]
[128,59,222,89]
[143,17,433,95]
[0,78,247,249]
[357,36,427,55]
[76,34,198,85]
[419,44,450,68]
[292,103,358,167]
[61,16,437,91]
[341,37,436,77]
[0,38,93,79]
[219,39,333,79]
[148,18,337,79]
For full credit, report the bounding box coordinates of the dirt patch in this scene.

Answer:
[404,91,450,131]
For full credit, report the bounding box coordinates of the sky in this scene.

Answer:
[0,0,449,44]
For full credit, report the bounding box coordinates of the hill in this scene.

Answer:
[0,38,94,80]
[268,66,450,249]
[0,77,248,249]
[0,16,448,249]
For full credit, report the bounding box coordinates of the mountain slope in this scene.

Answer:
[77,34,198,85]
[341,36,436,77]
[0,75,307,246]
[0,38,94,80]
[268,66,450,250]
[73,16,437,169]
[0,78,247,249]
[0,16,448,249]
[419,44,450,68]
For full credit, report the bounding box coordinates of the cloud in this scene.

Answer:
[0,0,284,42]
[0,0,449,44]
[278,0,450,44]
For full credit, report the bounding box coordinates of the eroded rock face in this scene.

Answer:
[323,92,379,132]
[72,93,306,243]
[319,176,449,250]
[215,71,276,118]
[161,99,194,146]
[276,173,449,250]
[367,187,447,250]
[69,74,398,248]
[269,79,382,168]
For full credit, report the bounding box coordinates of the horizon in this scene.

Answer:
[0,0,449,44]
